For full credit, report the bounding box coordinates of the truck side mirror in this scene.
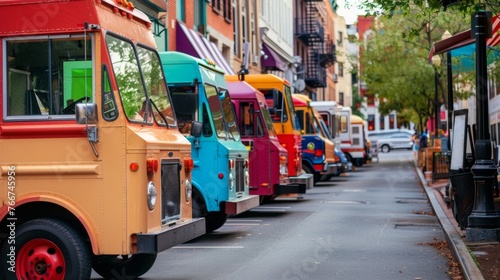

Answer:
[75,103,98,124]
[190,121,203,137]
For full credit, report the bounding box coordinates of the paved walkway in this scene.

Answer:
[415,166,485,280]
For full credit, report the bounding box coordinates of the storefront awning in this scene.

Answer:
[427,14,500,61]
[176,21,235,74]
[261,43,286,71]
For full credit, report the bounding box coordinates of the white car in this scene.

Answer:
[375,132,414,153]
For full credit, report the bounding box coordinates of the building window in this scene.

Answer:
[339,92,344,106]
[367,114,375,131]
[379,115,385,130]
[389,114,395,129]
[338,62,344,77]
[232,0,239,56]
[176,0,185,22]
[212,0,222,13]
[337,31,343,46]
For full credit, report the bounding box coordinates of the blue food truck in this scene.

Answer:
[160,51,259,232]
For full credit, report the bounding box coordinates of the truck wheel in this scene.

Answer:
[192,192,227,233]
[0,218,91,280]
[205,211,228,233]
[92,254,157,279]
[381,144,391,153]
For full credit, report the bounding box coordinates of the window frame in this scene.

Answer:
[3,34,95,122]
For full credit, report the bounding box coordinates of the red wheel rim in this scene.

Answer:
[17,238,66,280]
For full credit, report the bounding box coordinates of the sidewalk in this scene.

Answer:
[415,167,485,280]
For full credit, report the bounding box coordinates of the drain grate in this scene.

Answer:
[321,200,367,204]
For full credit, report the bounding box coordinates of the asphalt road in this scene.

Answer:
[92,150,452,280]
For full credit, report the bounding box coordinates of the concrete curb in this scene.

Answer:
[415,167,484,280]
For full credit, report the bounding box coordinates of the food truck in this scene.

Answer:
[228,80,305,202]
[0,1,205,279]
[225,74,313,189]
[310,101,352,173]
[293,94,338,182]
[341,107,368,167]
[159,51,259,232]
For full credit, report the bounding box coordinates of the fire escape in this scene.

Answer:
[295,0,336,88]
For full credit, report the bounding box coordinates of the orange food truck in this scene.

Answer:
[225,74,313,190]
[227,80,306,201]
[0,1,205,279]
[293,94,338,182]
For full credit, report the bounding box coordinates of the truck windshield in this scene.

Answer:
[219,88,240,141]
[319,118,333,140]
[284,85,298,130]
[137,45,175,127]
[205,84,239,140]
[262,104,277,138]
[106,34,175,127]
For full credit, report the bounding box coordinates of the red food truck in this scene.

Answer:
[227,81,306,202]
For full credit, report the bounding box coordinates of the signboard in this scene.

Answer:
[450,109,468,171]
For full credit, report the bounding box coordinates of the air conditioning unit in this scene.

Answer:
[333,74,338,83]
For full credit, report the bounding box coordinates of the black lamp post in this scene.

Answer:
[441,31,453,151]
[467,10,500,230]
[431,55,441,141]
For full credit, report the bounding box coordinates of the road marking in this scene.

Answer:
[250,208,287,212]
[227,219,263,222]
[173,246,244,249]
[343,189,366,192]
[223,223,261,226]
[256,206,291,209]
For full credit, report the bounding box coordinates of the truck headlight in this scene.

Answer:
[229,173,234,191]
[147,181,157,211]
[185,179,192,203]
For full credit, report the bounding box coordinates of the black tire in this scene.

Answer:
[205,211,228,233]
[92,254,157,279]
[0,218,91,280]
[260,195,276,204]
[381,144,391,153]
[192,190,227,233]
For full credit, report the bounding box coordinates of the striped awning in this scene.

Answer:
[427,14,500,61]
[176,21,235,74]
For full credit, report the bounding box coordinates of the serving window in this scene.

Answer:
[4,35,93,121]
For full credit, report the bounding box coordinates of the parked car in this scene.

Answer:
[376,132,414,153]
[367,129,414,140]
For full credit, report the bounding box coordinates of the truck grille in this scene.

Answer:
[235,158,245,193]
[161,160,181,224]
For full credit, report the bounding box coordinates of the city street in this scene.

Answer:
[92,150,453,280]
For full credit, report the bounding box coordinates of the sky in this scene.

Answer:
[336,0,366,25]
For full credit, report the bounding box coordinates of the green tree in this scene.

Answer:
[358,5,473,132]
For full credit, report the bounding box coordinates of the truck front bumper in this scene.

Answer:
[289,173,314,190]
[136,218,205,254]
[225,194,260,215]
[275,182,306,195]
[322,163,338,175]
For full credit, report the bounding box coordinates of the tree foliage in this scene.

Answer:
[356,2,477,130]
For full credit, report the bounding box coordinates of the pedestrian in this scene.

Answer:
[419,130,428,149]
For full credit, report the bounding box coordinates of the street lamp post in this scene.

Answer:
[441,31,452,151]
[431,55,441,142]
[467,10,500,240]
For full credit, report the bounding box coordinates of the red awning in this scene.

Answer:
[427,14,500,61]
